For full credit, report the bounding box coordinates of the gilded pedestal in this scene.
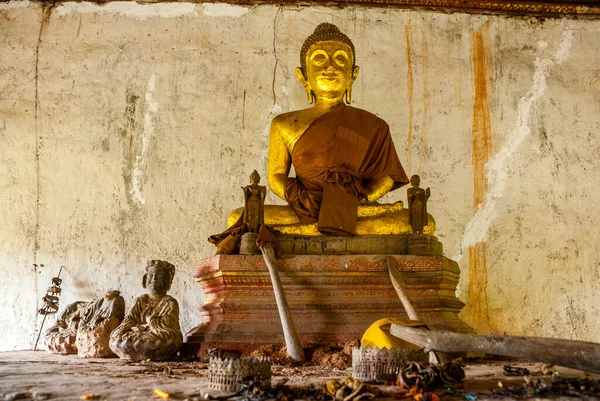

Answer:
[184,250,470,359]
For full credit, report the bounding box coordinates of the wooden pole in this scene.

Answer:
[390,325,600,373]
[260,243,305,362]
[387,257,445,364]
[386,257,422,321]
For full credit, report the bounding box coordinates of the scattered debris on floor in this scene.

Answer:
[2,392,51,401]
[243,339,359,369]
[494,375,600,398]
[398,360,466,388]
[2,352,600,401]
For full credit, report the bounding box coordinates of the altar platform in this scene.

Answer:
[183,246,471,359]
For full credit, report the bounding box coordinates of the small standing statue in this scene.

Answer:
[407,175,430,235]
[243,170,266,233]
[109,260,183,361]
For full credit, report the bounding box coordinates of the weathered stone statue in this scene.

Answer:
[407,175,430,235]
[76,290,125,358]
[44,301,88,354]
[109,260,182,361]
[243,170,266,233]
[227,23,434,236]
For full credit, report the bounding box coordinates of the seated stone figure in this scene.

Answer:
[109,260,182,361]
[229,23,434,236]
[44,301,88,354]
[76,290,125,358]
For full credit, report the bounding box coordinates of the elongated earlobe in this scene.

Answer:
[305,86,314,104]
[346,66,359,104]
[345,84,353,104]
[142,274,147,289]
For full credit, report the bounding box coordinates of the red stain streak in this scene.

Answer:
[468,23,493,329]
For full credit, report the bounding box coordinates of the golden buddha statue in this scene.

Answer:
[228,23,434,236]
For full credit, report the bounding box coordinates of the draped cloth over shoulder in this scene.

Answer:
[284,104,409,236]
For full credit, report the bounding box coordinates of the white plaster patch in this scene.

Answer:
[260,103,282,170]
[0,0,29,10]
[131,73,158,205]
[454,28,574,260]
[202,3,249,18]
[55,2,197,20]
[471,16,489,32]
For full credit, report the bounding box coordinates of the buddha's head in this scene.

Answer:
[296,23,360,105]
[250,170,260,185]
[410,174,421,188]
[142,260,176,297]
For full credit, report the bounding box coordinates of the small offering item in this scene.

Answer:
[208,356,271,392]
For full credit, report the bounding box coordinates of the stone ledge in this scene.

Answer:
[275,234,443,255]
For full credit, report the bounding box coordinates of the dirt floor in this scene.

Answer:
[0,351,599,401]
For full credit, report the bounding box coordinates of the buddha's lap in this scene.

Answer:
[227,201,405,226]
[226,201,436,236]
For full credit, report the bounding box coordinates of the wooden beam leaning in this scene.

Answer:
[389,325,600,373]
[260,243,305,362]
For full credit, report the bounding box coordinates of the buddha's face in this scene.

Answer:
[410,175,420,187]
[298,40,359,102]
[145,265,172,297]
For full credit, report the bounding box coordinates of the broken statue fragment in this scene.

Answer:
[43,301,88,354]
[76,290,125,358]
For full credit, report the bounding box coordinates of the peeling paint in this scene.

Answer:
[0,0,29,10]
[202,3,249,18]
[456,27,574,259]
[131,74,158,206]
[55,2,197,20]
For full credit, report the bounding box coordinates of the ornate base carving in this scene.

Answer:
[183,254,471,359]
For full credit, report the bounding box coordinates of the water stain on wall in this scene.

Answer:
[120,92,140,208]
[467,22,493,330]
[405,24,414,174]
[418,23,429,176]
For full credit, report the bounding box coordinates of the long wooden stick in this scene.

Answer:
[386,257,422,321]
[387,257,446,364]
[260,243,305,362]
[390,325,600,373]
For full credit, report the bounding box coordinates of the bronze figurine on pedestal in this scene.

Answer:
[407,175,430,235]
[243,170,266,233]
[239,171,266,255]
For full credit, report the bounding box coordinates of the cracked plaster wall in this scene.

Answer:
[1,1,599,350]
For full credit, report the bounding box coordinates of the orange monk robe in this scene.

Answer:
[284,103,409,236]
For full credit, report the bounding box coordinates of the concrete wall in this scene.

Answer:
[1,1,599,351]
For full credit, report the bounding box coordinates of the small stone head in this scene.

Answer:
[142,260,176,297]
[410,174,420,187]
[250,170,260,185]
